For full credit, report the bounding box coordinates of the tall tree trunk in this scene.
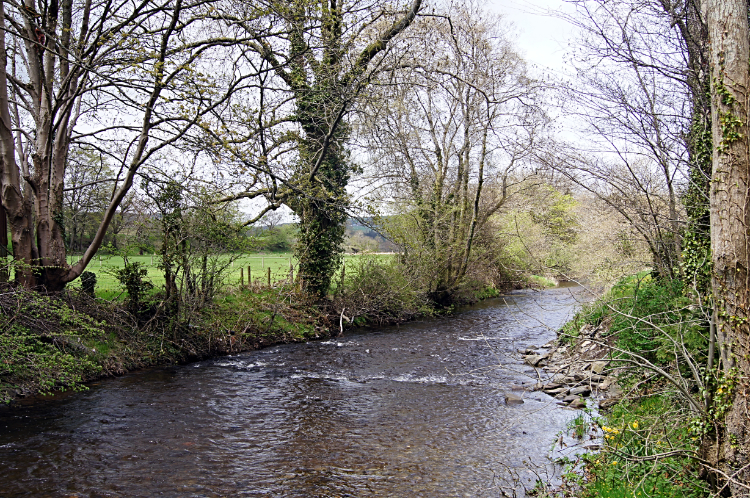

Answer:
[0,0,35,287]
[704,0,750,493]
[0,190,7,282]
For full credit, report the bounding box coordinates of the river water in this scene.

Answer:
[0,285,588,497]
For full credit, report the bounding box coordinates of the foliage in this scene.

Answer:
[80,271,97,297]
[363,5,544,300]
[333,255,434,324]
[143,177,252,321]
[606,276,707,370]
[206,286,325,344]
[681,99,713,298]
[561,274,707,370]
[255,224,298,253]
[113,260,154,317]
[0,286,107,402]
[560,273,712,497]
[499,183,582,276]
[581,397,709,498]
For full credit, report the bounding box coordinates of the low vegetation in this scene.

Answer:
[544,274,712,498]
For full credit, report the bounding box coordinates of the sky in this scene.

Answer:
[485,0,577,76]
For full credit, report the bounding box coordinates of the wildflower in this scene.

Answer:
[632,421,639,429]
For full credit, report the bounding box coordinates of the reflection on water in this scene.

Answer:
[0,286,588,497]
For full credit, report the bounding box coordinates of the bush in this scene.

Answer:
[113,261,153,316]
[0,285,106,402]
[81,271,97,296]
[559,274,711,498]
[335,256,433,325]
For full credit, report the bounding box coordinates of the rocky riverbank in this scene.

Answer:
[519,316,622,410]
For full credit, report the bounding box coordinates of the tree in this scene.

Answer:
[557,0,696,279]
[703,0,750,493]
[0,0,261,290]
[142,174,249,317]
[212,0,423,296]
[62,148,113,252]
[361,3,545,300]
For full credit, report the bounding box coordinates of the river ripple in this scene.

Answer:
[0,285,588,497]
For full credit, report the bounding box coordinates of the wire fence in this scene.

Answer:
[64,253,393,297]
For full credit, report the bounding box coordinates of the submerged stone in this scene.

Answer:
[505,393,525,405]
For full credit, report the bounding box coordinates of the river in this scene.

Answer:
[0,284,588,497]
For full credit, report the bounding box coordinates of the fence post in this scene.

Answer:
[240,267,244,287]
[247,266,251,289]
[338,262,345,296]
[267,266,271,287]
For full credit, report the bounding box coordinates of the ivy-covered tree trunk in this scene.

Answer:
[293,125,349,297]
[285,1,351,297]
[252,0,422,297]
[704,0,750,492]
[672,0,712,297]
[0,195,7,282]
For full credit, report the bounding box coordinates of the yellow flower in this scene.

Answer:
[632,421,639,429]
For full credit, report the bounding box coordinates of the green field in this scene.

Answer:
[65,252,392,298]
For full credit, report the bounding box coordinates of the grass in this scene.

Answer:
[580,395,708,498]
[64,252,393,298]
[530,274,558,288]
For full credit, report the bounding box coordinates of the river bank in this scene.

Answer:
[0,269,536,404]
[534,275,711,498]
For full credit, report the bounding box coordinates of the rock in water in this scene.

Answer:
[505,393,525,405]
[561,394,580,404]
[570,386,591,396]
[569,397,586,409]
[523,354,545,367]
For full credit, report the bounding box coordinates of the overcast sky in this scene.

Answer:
[486,0,577,76]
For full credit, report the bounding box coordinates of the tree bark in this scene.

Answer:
[704,0,750,492]
[0,183,7,282]
[0,0,35,287]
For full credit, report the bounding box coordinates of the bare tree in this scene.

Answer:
[359,3,546,300]
[0,0,262,290]
[558,0,699,279]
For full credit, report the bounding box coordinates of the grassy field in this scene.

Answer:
[65,252,393,298]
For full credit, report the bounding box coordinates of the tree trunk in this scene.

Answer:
[0,190,7,282]
[0,0,35,288]
[704,0,750,493]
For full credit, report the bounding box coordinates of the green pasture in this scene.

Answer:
[65,252,393,298]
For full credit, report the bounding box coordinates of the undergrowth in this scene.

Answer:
[550,274,711,498]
